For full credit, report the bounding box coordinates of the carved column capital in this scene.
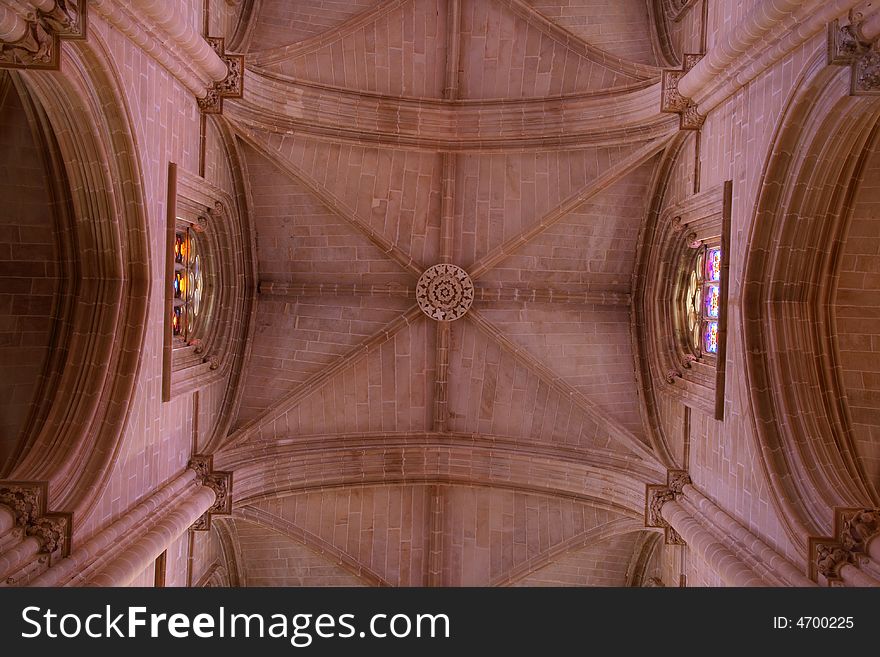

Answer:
[198,37,244,115]
[645,470,691,545]
[188,456,233,531]
[828,17,880,95]
[809,507,880,584]
[0,481,71,556]
[660,54,705,130]
[0,0,86,70]
[39,0,86,39]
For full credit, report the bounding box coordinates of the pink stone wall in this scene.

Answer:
[270,0,450,99]
[682,32,831,572]
[189,527,223,585]
[74,8,246,583]
[523,0,658,65]
[475,302,644,437]
[234,518,367,586]
[835,136,880,490]
[243,143,416,289]
[458,0,641,99]
[460,149,656,281]
[0,85,59,474]
[512,531,641,586]
[440,486,627,586]
[250,0,382,51]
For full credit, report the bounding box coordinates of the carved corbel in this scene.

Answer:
[193,201,223,233]
[828,12,880,96]
[0,0,86,70]
[188,456,233,531]
[809,508,880,584]
[0,481,71,557]
[686,232,703,249]
[665,369,682,384]
[197,37,244,114]
[645,470,691,545]
[660,54,705,130]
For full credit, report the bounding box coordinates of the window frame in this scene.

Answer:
[162,163,232,402]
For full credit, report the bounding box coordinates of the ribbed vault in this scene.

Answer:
[216,0,675,586]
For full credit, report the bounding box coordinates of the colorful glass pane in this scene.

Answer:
[706,248,721,282]
[173,271,183,298]
[172,306,182,336]
[171,228,206,341]
[705,284,719,318]
[704,321,718,354]
[174,233,184,264]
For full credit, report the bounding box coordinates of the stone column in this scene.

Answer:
[662,0,868,125]
[0,482,71,586]
[30,470,199,587]
[812,508,880,586]
[647,470,814,587]
[0,6,27,42]
[680,484,813,587]
[828,7,880,95]
[27,457,231,587]
[656,495,767,586]
[83,484,216,587]
[95,0,227,82]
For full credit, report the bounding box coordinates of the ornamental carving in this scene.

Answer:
[680,103,706,131]
[0,482,71,556]
[854,48,880,94]
[0,0,85,70]
[199,37,245,114]
[188,455,233,531]
[661,70,689,113]
[667,470,692,495]
[828,16,880,96]
[645,470,690,545]
[665,370,682,384]
[660,54,704,130]
[40,0,85,38]
[809,507,880,583]
[416,264,475,322]
[0,20,55,69]
[815,543,854,580]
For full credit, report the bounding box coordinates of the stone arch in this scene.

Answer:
[0,71,74,477]
[4,37,150,520]
[633,131,691,467]
[742,52,880,547]
[219,438,653,519]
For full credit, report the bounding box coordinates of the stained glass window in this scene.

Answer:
[172,228,203,340]
[705,284,720,318]
[706,248,721,282]
[684,246,722,356]
[704,321,718,354]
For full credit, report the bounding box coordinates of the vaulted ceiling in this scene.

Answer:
[217,0,675,586]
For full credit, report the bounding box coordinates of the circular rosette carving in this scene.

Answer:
[416,264,474,322]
